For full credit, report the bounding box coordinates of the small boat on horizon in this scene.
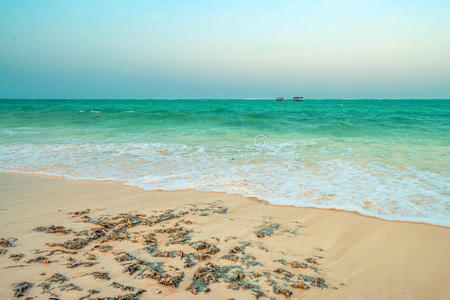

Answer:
[276,97,284,101]
[293,96,304,102]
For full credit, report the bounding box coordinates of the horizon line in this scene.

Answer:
[1,98,449,101]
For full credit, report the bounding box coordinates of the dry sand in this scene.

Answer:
[0,173,449,299]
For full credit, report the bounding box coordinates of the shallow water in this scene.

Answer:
[0,99,449,225]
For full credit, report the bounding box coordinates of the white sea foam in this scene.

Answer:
[0,143,448,226]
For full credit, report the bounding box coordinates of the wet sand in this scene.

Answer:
[0,173,449,299]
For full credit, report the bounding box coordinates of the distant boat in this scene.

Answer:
[276,97,284,101]
[293,96,304,102]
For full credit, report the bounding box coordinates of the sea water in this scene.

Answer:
[0,99,449,226]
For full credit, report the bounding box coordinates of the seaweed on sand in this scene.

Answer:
[184,252,197,268]
[0,238,16,248]
[65,256,98,268]
[11,282,34,297]
[34,225,72,234]
[255,223,280,238]
[187,263,232,294]
[59,283,83,291]
[9,253,25,261]
[26,255,53,264]
[122,259,184,288]
[50,237,91,250]
[47,273,68,283]
[220,244,262,268]
[187,263,264,297]
[91,272,111,280]
[297,274,328,289]
[273,285,293,298]
[115,251,136,263]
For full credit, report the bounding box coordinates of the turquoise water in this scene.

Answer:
[1,99,449,225]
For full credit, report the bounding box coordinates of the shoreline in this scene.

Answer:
[1,170,447,229]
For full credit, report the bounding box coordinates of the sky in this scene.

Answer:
[0,0,449,99]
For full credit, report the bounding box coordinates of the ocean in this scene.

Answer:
[0,99,449,226]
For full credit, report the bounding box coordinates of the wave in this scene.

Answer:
[0,142,448,226]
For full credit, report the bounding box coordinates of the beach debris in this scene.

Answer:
[0,248,8,255]
[0,237,16,248]
[9,253,25,261]
[167,227,193,245]
[111,282,137,291]
[255,222,280,238]
[297,274,327,289]
[37,281,53,296]
[187,262,264,296]
[273,286,293,298]
[26,256,52,264]
[188,240,220,262]
[221,243,262,268]
[241,253,262,268]
[274,268,294,279]
[26,203,330,298]
[47,273,68,284]
[79,289,100,299]
[277,257,322,272]
[292,282,310,290]
[225,270,263,295]
[70,209,90,217]
[37,274,82,297]
[47,249,78,256]
[183,252,197,268]
[305,257,318,264]
[123,258,185,288]
[115,251,135,263]
[11,281,34,297]
[187,263,229,294]
[90,289,145,300]
[110,281,147,298]
[119,249,186,288]
[152,249,184,259]
[65,256,98,268]
[191,241,220,253]
[90,227,107,239]
[213,206,228,214]
[286,260,308,269]
[92,244,113,252]
[91,272,111,280]
[34,225,72,234]
[59,283,83,291]
[221,254,239,262]
[84,253,97,260]
[230,245,245,254]
[49,237,90,250]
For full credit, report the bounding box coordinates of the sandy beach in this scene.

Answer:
[2,0,450,298]
[0,173,448,299]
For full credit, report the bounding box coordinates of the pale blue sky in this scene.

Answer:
[1,0,449,98]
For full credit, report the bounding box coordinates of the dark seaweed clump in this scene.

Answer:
[34,225,72,234]
[11,281,34,297]
[255,223,280,238]
[22,201,331,299]
[9,253,25,261]
[0,238,16,248]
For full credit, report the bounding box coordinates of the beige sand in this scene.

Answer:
[0,173,449,299]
